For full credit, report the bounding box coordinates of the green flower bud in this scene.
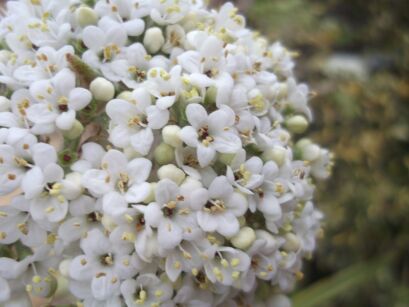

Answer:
[218,153,236,166]
[90,77,115,102]
[62,120,84,140]
[143,182,156,204]
[285,115,309,134]
[282,233,301,252]
[204,86,217,106]
[162,125,182,147]
[154,143,175,165]
[158,164,185,185]
[117,90,133,101]
[230,226,256,250]
[302,143,321,162]
[261,146,286,166]
[75,6,98,27]
[143,27,165,54]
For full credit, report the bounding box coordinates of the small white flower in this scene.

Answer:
[180,103,241,167]
[195,176,247,237]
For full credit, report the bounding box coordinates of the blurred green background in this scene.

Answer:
[210,0,409,306]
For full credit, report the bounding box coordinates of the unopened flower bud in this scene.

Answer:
[302,144,321,162]
[162,125,182,148]
[158,164,185,185]
[75,6,98,27]
[143,27,165,54]
[204,86,217,105]
[62,120,84,140]
[59,259,72,277]
[286,115,309,134]
[117,90,133,101]
[101,214,117,232]
[262,146,286,166]
[61,172,83,200]
[0,96,10,111]
[218,153,236,165]
[143,182,156,204]
[181,177,202,190]
[154,143,175,165]
[282,233,301,252]
[230,226,256,250]
[90,77,115,102]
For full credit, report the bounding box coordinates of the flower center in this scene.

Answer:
[117,172,130,193]
[103,44,120,61]
[100,253,114,266]
[198,126,214,146]
[204,199,225,214]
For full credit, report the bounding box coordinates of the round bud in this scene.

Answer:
[204,86,217,105]
[262,146,286,166]
[302,143,321,162]
[0,96,11,112]
[101,214,117,232]
[162,125,182,147]
[61,172,83,200]
[75,6,98,27]
[90,77,115,102]
[62,120,84,140]
[59,259,72,277]
[230,226,256,250]
[282,233,301,252]
[117,90,133,101]
[218,153,236,166]
[143,182,156,204]
[285,115,309,134]
[154,143,175,165]
[143,27,165,54]
[157,164,186,185]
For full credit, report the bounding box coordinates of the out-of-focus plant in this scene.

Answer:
[237,0,409,306]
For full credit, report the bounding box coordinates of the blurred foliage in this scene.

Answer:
[234,0,409,306]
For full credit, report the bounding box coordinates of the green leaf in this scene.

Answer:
[292,253,394,307]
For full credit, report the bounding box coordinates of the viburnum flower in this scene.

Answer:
[0,0,333,306]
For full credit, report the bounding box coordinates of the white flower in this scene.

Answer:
[180,103,241,167]
[143,178,207,250]
[27,69,92,132]
[69,229,137,301]
[195,176,247,237]
[121,274,173,307]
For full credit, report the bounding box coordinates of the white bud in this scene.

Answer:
[101,214,117,232]
[75,6,98,27]
[154,143,175,165]
[262,146,286,166]
[59,259,72,277]
[143,27,165,54]
[296,138,312,150]
[62,120,84,140]
[0,50,11,62]
[230,226,256,250]
[0,96,10,112]
[117,90,133,101]
[90,77,115,102]
[282,233,301,252]
[286,115,309,134]
[61,172,83,200]
[255,229,278,251]
[181,177,202,190]
[218,153,236,165]
[162,125,182,148]
[158,164,185,185]
[302,144,321,162]
[143,182,156,204]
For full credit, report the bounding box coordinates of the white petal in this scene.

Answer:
[197,144,216,167]
[158,220,183,250]
[125,182,151,203]
[103,191,128,217]
[146,105,169,129]
[258,192,281,217]
[68,88,92,111]
[180,126,198,147]
[106,99,137,124]
[82,170,112,196]
[32,142,57,166]
[130,128,154,156]
[216,213,239,237]
[208,176,233,199]
[155,179,179,204]
[26,104,57,124]
[156,96,176,109]
[227,192,248,216]
[56,109,76,130]
[212,132,242,153]
[91,272,120,301]
[197,212,218,233]
[21,167,44,199]
[177,51,201,73]
[127,158,152,183]
[185,103,207,129]
[82,26,105,51]
[124,19,145,36]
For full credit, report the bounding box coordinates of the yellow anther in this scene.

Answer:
[45,206,55,213]
[232,271,240,280]
[124,214,134,223]
[80,258,87,266]
[121,232,135,241]
[230,258,240,267]
[47,233,57,244]
[18,223,28,235]
[174,261,181,269]
[221,259,229,268]
[57,195,66,203]
[259,271,268,278]
[122,259,130,266]
[0,232,6,240]
[26,284,33,292]
[192,268,199,276]
[32,275,42,284]
[0,211,7,217]
[155,290,163,297]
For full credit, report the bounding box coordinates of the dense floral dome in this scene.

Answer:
[0,0,332,306]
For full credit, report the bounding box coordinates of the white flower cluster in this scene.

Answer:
[0,0,333,306]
